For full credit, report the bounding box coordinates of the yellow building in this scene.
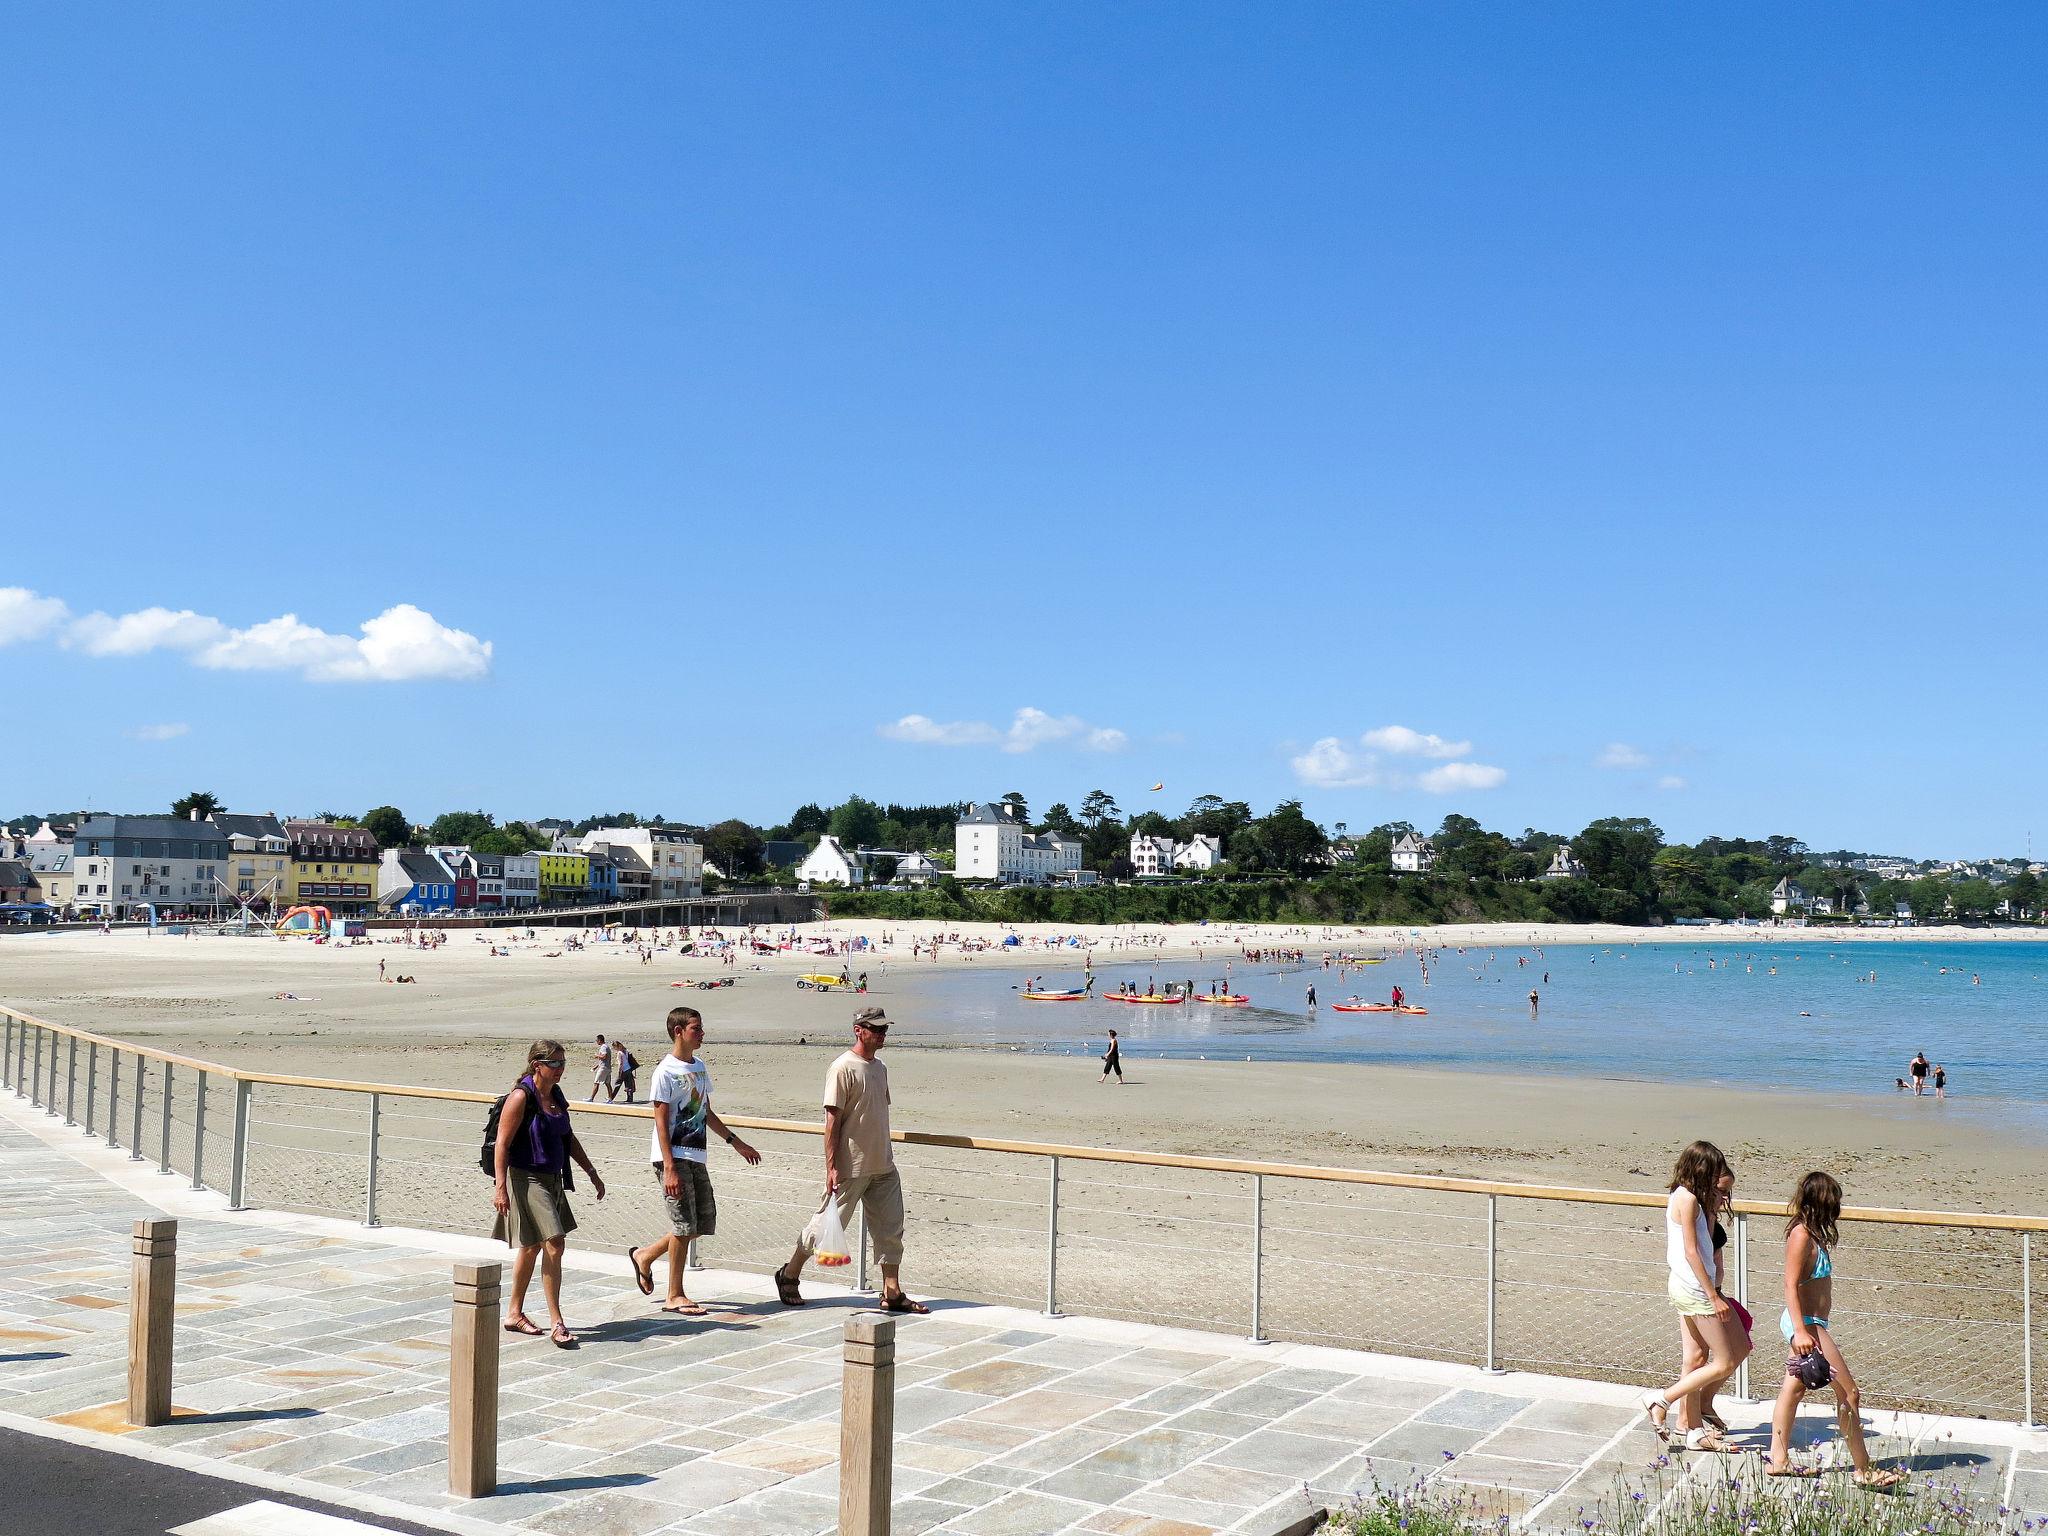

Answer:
[287,820,381,915]
[535,849,589,905]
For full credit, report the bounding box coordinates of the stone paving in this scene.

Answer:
[4,1090,2044,1536]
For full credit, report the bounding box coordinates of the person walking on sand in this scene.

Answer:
[1765,1171,1905,1488]
[1100,1029,1123,1085]
[1641,1140,1742,1452]
[493,1040,607,1348]
[1908,1050,1929,1096]
[590,1034,617,1102]
[773,1006,927,1316]
[628,1008,760,1314]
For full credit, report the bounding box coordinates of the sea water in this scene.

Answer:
[884,938,2048,1113]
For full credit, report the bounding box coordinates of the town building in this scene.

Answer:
[285,821,379,914]
[892,851,943,886]
[1390,831,1437,874]
[0,860,32,903]
[534,849,590,905]
[501,852,540,908]
[72,813,234,919]
[1130,834,1177,878]
[463,850,507,909]
[762,839,809,871]
[28,847,74,912]
[576,826,703,899]
[212,813,292,912]
[1769,877,1812,916]
[797,836,865,886]
[1543,845,1586,880]
[956,803,1085,884]
[586,849,620,902]
[1173,834,1225,872]
[379,850,460,913]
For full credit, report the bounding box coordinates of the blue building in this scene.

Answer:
[377,850,458,913]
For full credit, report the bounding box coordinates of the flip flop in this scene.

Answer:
[503,1316,544,1336]
[881,1294,930,1315]
[660,1299,707,1316]
[627,1248,653,1296]
[1766,1464,1821,1479]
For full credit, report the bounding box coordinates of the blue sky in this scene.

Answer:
[3,5,2044,856]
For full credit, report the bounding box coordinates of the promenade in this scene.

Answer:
[4,1092,2044,1536]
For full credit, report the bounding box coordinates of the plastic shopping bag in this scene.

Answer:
[814,1197,852,1268]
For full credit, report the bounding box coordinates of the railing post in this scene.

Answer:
[1249,1173,1266,1343]
[228,1078,252,1209]
[158,1061,174,1174]
[1732,1213,1750,1401]
[839,1312,896,1536]
[2025,1231,2038,1428]
[31,1024,44,1109]
[364,1092,381,1226]
[190,1072,207,1192]
[108,1048,121,1151]
[449,1260,502,1498]
[129,1053,145,1159]
[64,1033,77,1124]
[85,1042,98,1137]
[1044,1155,1061,1317]
[127,1218,177,1427]
[1484,1193,1503,1374]
[2,1014,12,1092]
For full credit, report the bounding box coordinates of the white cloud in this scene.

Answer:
[1361,725,1471,759]
[20,594,492,683]
[0,587,71,645]
[1419,761,1509,793]
[878,714,1002,747]
[878,706,1127,754]
[1657,774,1688,791]
[1290,730,1505,794]
[1596,742,1651,770]
[129,722,190,742]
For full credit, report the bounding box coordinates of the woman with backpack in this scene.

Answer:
[492,1039,607,1347]
[616,1041,639,1104]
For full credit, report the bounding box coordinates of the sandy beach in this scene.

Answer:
[4,918,2040,1216]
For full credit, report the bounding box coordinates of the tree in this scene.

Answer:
[1041,803,1081,836]
[1128,810,1175,841]
[828,796,884,849]
[171,790,222,819]
[1764,834,1810,868]
[703,819,766,877]
[1000,791,1029,826]
[1080,790,1120,829]
[788,803,829,838]
[2010,868,2042,919]
[1909,876,1951,920]
[1248,800,1329,876]
[1184,796,1253,841]
[426,810,497,847]
[1951,877,1998,917]
[361,806,409,849]
[1573,817,1664,903]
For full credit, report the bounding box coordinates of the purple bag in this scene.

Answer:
[1787,1348,1832,1390]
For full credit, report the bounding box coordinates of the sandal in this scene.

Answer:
[628,1248,654,1296]
[1702,1410,1729,1433]
[1640,1392,1669,1443]
[1683,1429,1737,1454]
[550,1323,578,1349]
[1766,1464,1821,1479]
[503,1315,544,1336]
[1856,1469,1907,1492]
[660,1299,707,1316]
[881,1293,930,1315]
[773,1265,805,1307]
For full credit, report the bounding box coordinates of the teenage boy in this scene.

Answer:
[628,1007,759,1314]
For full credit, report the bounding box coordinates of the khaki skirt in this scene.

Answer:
[494,1167,577,1248]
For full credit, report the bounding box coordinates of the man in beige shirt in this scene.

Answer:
[775,1006,927,1313]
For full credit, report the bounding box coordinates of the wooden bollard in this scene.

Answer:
[839,1311,896,1536]
[127,1218,177,1426]
[448,1260,502,1498]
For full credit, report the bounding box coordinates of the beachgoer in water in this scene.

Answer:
[1933,1064,1946,1099]
[1306,983,1317,1010]
[1765,1172,1904,1488]
[1642,1140,1741,1452]
[1528,988,1539,1017]
[1100,1029,1122,1085]
[1908,1051,1929,1096]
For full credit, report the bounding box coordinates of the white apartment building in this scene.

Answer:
[1130,834,1176,877]
[1390,831,1437,874]
[71,813,233,918]
[577,825,703,899]
[955,803,1084,884]
[501,852,541,908]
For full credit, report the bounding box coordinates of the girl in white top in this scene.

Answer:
[1641,1140,1742,1452]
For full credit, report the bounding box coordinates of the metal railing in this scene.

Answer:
[4,1002,2042,1426]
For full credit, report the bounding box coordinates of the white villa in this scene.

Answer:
[1770,877,1811,915]
[955,803,1084,884]
[1390,831,1436,874]
[1174,834,1225,872]
[798,835,865,887]
[1543,844,1586,880]
[1130,834,1176,877]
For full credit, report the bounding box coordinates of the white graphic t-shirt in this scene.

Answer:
[649,1054,712,1166]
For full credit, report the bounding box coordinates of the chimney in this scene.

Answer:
[189,808,201,822]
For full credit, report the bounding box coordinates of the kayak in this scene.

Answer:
[796,973,851,989]
[1021,990,1089,1001]
[1199,994,1251,1005]
[1106,994,1184,1005]
[1330,1003,1429,1015]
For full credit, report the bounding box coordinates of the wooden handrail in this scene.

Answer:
[9,1003,2045,1232]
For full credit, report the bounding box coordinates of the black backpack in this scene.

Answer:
[478,1081,542,1176]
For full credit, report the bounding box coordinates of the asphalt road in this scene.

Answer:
[0,1424,453,1536]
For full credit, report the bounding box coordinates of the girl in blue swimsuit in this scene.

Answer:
[1765,1171,1904,1488]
